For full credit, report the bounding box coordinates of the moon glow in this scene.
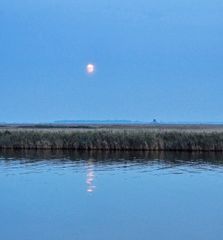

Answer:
[86,64,95,74]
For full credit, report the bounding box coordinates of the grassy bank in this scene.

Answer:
[1,125,223,151]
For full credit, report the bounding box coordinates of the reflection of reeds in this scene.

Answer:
[1,128,223,151]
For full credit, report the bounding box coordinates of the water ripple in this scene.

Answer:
[1,150,223,176]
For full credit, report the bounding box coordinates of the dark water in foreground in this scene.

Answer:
[1,150,223,240]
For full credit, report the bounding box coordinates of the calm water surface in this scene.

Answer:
[1,150,223,240]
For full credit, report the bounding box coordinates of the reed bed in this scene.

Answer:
[1,127,223,151]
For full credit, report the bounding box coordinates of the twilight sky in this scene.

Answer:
[0,0,223,123]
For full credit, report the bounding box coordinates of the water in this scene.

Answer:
[1,150,223,240]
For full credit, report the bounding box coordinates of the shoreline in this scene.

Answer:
[1,125,223,151]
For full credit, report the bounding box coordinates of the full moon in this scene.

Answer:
[86,64,95,74]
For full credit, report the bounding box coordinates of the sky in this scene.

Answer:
[0,0,223,123]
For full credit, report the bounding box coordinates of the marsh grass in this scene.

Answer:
[1,127,223,151]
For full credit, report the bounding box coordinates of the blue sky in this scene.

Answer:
[0,0,223,123]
